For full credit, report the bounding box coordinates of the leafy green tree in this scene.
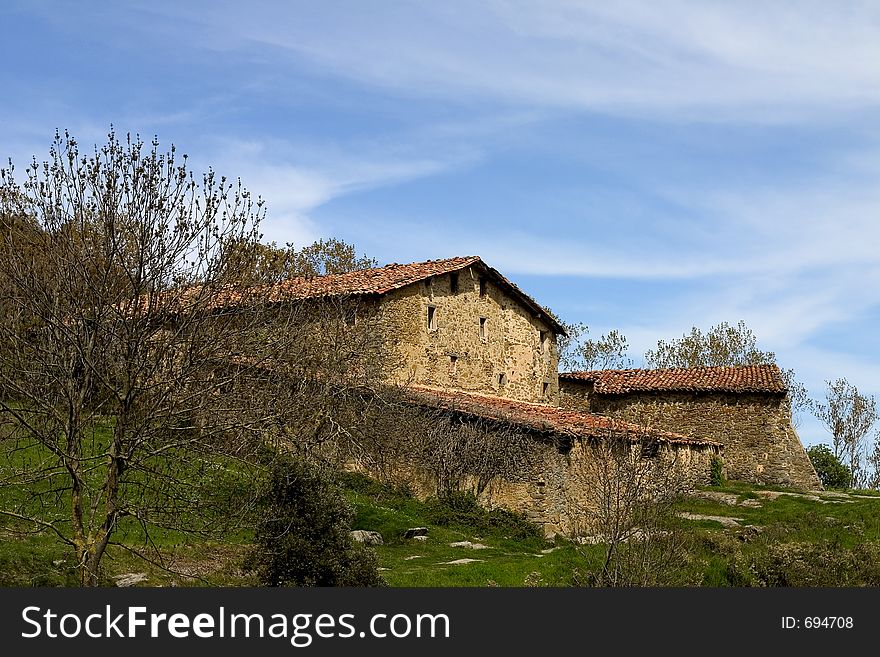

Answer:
[247,455,384,587]
[644,320,810,426]
[644,320,773,369]
[223,236,377,283]
[556,320,632,372]
[814,379,878,489]
[806,444,852,489]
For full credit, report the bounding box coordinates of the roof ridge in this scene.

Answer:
[260,255,566,335]
[560,364,786,395]
[562,363,781,375]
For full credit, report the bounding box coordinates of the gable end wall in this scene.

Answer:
[378,267,559,404]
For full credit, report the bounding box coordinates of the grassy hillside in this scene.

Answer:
[346,475,880,587]
[3,464,880,587]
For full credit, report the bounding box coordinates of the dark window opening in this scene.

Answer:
[498,372,507,387]
[640,441,660,458]
[427,305,437,330]
[449,355,458,374]
[450,272,459,294]
[542,382,550,397]
[479,317,487,339]
[539,330,548,350]
[479,277,487,297]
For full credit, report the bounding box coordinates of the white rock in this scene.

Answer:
[677,512,743,527]
[114,573,148,587]
[449,541,490,549]
[350,530,383,545]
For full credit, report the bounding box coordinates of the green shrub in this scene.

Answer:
[725,540,880,587]
[709,455,724,487]
[425,492,543,541]
[425,491,482,526]
[806,445,851,489]
[246,456,384,587]
[338,471,413,504]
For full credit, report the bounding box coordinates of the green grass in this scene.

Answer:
[4,427,880,587]
[0,417,258,587]
[345,476,880,587]
[340,473,579,586]
[682,480,880,544]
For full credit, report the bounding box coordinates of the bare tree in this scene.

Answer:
[0,130,388,585]
[567,422,695,587]
[868,432,880,490]
[814,378,878,489]
[349,391,543,499]
[412,413,541,498]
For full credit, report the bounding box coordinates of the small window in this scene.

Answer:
[498,372,507,387]
[539,330,548,351]
[479,317,487,340]
[449,355,458,375]
[449,272,459,294]
[542,382,550,397]
[640,441,660,458]
[427,305,437,330]
[479,277,487,297]
[344,307,357,327]
[424,276,433,293]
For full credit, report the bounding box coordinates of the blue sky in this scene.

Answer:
[3,1,879,446]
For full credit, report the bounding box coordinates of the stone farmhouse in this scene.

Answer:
[270,255,818,533]
[269,255,563,403]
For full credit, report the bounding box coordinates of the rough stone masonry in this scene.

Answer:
[267,256,820,534]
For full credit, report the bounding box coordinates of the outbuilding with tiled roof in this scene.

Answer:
[390,384,721,536]
[559,364,820,490]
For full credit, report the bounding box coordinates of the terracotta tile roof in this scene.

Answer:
[405,385,719,446]
[265,256,565,334]
[140,256,565,334]
[270,256,481,298]
[559,364,787,395]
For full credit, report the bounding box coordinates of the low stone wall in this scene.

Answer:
[479,437,717,536]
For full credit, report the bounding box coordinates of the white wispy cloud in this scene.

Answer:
[160,0,880,121]
[8,1,878,403]
[198,138,476,246]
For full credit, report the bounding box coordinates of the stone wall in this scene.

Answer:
[559,380,821,490]
[479,436,718,536]
[377,267,559,404]
[352,398,719,537]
